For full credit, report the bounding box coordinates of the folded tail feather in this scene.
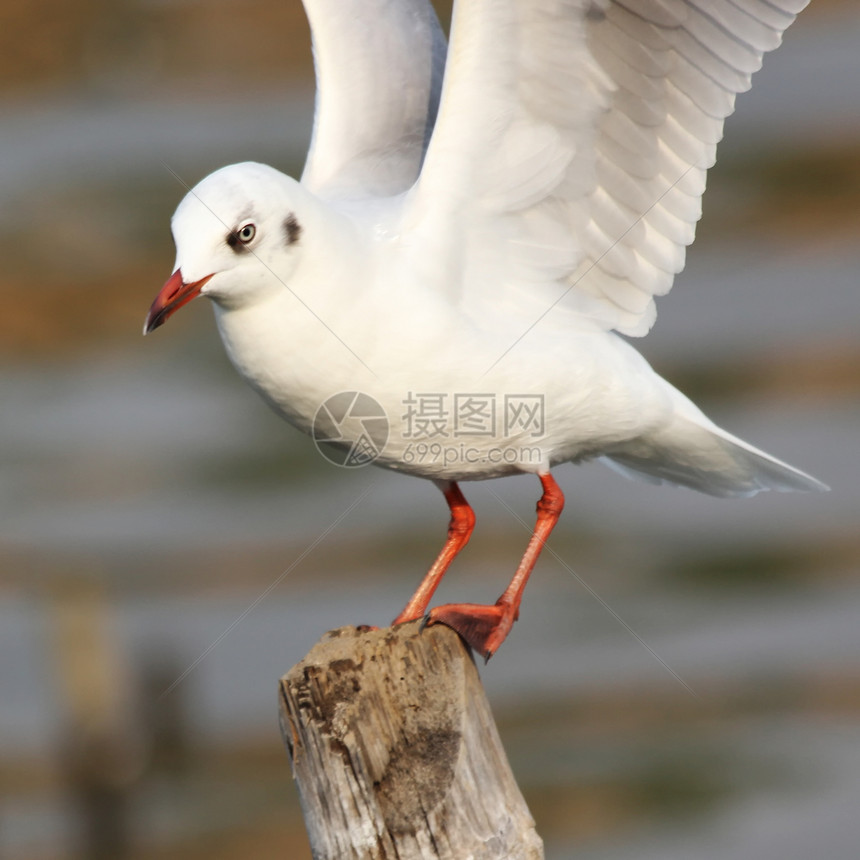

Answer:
[599,406,827,499]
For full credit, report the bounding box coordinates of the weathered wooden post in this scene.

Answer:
[279,619,543,859]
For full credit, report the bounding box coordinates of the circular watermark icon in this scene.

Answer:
[312,391,389,468]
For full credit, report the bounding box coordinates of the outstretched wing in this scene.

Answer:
[404,0,808,336]
[300,0,447,200]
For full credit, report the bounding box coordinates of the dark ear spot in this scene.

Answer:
[284,213,302,246]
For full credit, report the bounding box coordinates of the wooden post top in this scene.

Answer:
[279,620,543,860]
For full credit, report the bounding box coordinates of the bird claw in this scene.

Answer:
[424,601,518,662]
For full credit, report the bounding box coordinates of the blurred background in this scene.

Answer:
[1,1,858,857]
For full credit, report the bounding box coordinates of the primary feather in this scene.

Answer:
[301,0,446,198]
[405,0,809,335]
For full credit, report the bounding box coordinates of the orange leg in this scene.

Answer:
[392,481,476,625]
[426,473,564,661]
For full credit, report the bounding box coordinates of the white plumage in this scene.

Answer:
[144,0,825,658]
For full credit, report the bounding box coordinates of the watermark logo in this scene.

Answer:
[403,392,544,439]
[312,391,389,468]
[313,391,546,469]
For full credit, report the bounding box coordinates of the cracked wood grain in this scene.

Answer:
[279,620,543,860]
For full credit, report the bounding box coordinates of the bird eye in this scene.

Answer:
[227,222,257,250]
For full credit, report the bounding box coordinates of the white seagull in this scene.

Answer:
[145,0,826,659]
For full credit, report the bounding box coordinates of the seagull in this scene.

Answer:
[145,0,826,660]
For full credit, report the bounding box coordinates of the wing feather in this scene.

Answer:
[300,0,446,199]
[404,0,808,336]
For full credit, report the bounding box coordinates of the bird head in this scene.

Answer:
[144,161,305,334]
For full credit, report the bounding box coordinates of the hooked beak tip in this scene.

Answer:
[142,314,160,336]
[143,270,212,336]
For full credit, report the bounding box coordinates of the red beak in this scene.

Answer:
[143,270,213,334]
